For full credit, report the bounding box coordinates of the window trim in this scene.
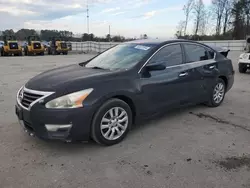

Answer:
[148,43,184,68]
[138,42,183,73]
[138,41,216,74]
[181,42,216,64]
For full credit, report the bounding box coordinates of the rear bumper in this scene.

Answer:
[15,102,95,141]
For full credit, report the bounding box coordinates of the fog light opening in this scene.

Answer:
[45,124,72,132]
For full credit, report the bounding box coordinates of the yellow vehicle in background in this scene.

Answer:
[47,37,69,55]
[24,35,45,56]
[0,35,22,56]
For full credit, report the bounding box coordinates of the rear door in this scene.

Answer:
[182,43,218,102]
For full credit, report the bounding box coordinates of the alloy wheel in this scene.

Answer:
[100,107,128,141]
[213,82,225,104]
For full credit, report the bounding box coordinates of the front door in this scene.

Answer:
[138,43,192,114]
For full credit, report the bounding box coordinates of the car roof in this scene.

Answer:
[125,39,229,52]
[125,38,209,46]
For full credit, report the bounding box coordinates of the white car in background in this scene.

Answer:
[238,52,250,73]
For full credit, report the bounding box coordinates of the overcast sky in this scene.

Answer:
[0,0,212,38]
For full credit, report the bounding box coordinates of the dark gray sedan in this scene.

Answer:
[15,39,234,146]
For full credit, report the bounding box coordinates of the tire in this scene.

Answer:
[239,63,247,73]
[19,51,22,56]
[0,48,3,56]
[91,98,132,146]
[63,52,68,55]
[206,78,226,107]
[40,52,44,56]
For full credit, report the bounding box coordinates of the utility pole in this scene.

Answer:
[86,1,90,52]
[109,25,111,42]
[87,4,89,35]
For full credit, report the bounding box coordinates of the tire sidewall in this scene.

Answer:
[91,99,132,146]
[210,78,226,107]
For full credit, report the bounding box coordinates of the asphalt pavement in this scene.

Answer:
[0,51,250,188]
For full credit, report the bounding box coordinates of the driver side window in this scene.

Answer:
[148,44,183,67]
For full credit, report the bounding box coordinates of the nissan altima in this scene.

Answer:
[15,39,234,146]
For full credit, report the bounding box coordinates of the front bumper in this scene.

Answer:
[6,50,22,53]
[30,49,45,53]
[239,60,250,67]
[57,49,68,52]
[15,102,94,141]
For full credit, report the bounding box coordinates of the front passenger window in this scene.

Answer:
[148,44,183,67]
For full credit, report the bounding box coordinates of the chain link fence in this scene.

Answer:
[70,40,246,53]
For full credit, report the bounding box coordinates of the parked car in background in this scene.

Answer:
[0,41,3,48]
[15,39,234,146]
[238,52,250,73]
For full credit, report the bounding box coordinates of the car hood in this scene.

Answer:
[25,64,113,91]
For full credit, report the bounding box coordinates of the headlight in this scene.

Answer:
[243,53,249,59]
[45,88,93,109]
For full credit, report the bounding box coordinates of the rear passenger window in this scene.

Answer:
[184,44,214,63]
[149,44,183,67]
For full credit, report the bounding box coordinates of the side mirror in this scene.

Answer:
[146,62,166,71]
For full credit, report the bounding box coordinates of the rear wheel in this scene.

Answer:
[239,63,247,73]
[91,99,132,146]
[206,78,226,107]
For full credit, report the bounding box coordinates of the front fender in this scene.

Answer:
[93,90,136,106]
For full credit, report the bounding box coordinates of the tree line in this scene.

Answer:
[0,29,137,42]
[176,0,250,40]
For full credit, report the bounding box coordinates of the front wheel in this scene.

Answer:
[91,99,132,146]
[206,78,226,107]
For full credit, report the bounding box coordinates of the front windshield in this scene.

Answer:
[85,43,155,70]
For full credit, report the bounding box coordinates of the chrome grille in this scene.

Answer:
[20,90,43,108]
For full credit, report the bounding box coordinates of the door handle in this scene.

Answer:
[209,65,215,69]
[179,72,188,77]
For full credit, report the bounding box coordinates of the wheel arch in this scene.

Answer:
[218,75,228,90]
[111,95,136,124]
[92,92,137,125]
